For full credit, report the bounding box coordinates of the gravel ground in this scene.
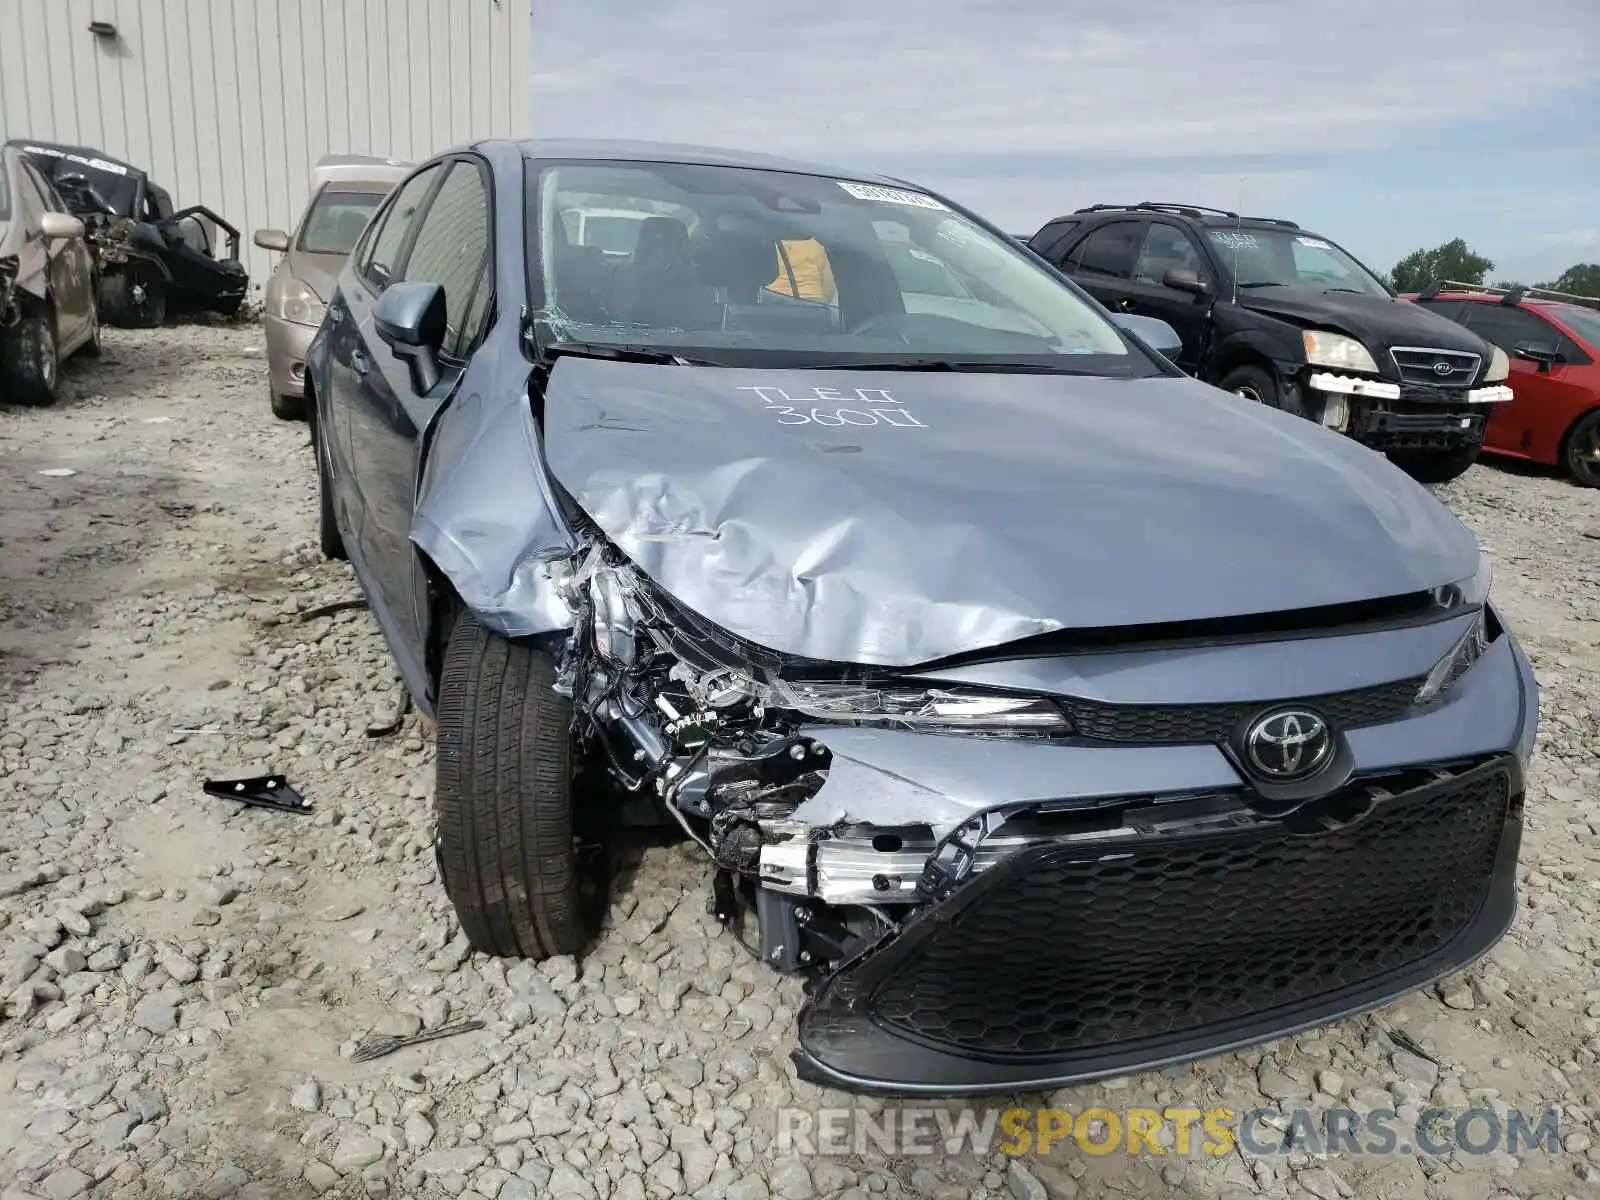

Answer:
[1,324,1598,1200]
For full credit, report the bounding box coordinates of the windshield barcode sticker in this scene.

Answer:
[1210,231,1259,250]
[837,181,949,211]
[22,145,131,176]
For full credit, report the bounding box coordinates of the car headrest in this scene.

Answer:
[694,232,779,289]
[633,216,690,264]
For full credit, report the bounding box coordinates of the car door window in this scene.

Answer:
[1068,220,1143,279]
[359,165,443,290]
[1461,304,1558,356]
[1133,222,1204,285]
[396,161,492,360]
[17,164,52,221]
[1412,299,1467,324]
[1031,218,1080,263]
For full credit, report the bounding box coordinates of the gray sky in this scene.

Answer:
[532,0,1600,283]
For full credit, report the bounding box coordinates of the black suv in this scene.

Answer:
[1028,204,1512,482]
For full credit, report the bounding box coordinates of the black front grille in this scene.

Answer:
[869,765,1510,1059]
[1391,347,1480,388]
[1059,675,1421,745]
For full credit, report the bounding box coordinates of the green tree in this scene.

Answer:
[1389,239,1494,292]
[1538,263,1600,298]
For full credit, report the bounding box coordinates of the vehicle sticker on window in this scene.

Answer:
[836,181,949,211]
[22,144,130,175]
[1295,237,1333,249]
[1210,231,1259,250]
[737,385,927,428]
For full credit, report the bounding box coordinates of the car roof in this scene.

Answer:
[510,137,902,185]
[4,138,145,181]
[1424,290,1577,312]
[311,154,413,190]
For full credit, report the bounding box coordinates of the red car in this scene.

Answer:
[1406,283,1600,486]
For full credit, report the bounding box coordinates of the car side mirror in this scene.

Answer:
[1162,266,1210,296]
[1513,341,1558,373]
[254,228,290,253]
[374,281,448,395]
[40,212,85,242]
[1112,312,1184,361]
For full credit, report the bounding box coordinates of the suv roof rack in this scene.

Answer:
[1069,202,1300,229]
[1426,279,1600,313]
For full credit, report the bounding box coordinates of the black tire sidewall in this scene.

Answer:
[1562,412,1600,488]
[1219,365,1279,408]
[434,611,601,960]
[309,399,346,559]
[4,311,60,405]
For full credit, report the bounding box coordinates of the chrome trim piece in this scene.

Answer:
[1308,371,1402,400]
[1389,346,1481,387]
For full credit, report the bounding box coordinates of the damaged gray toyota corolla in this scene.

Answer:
[305,139,1539,1095]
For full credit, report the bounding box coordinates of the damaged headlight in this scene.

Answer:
[1417,551,1493,703]
[1484,345,1511,383]
[1303,330,1380,374]
[1415,608,1489,704]
[765,680,1070,735]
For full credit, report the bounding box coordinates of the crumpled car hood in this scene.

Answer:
[542,357,1479,667]
[1239,287,1489,359]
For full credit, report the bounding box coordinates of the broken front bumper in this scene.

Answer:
[1304,372,1512,451]
[794,755,1521,1094]
[262,314,316,398]
[787,626,1536,1095]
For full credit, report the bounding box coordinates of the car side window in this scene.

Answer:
[359,165,443,290]
[396,160,492,360]
[1068,220,1143,279]
[1133,223,1204,285]
[16,163,52,220]
[1412,299,1467,324]
[1031,218,1080,263]
[1461,304,1558,356]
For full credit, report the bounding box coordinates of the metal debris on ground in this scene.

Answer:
[298,598,368,621]
[1387,1027,1438,1064]
[351,1018,485,1062]
[202,774,313,815]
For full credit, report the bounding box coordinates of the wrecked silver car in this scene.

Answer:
[1,144,100,405]
[305,140,1538,1095]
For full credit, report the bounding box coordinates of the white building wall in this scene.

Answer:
[0,0,532,290]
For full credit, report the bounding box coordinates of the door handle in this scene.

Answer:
[351,348,371,376]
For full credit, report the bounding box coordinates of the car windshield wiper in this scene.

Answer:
[802,357,1104,374]
[1234,281,1285,289]
[539,340,723,367]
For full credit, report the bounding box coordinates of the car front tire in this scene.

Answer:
[272,385,307,421]
[435,611,606,960]
[1388,443,1481,485]
[1,308,60,406]
[1560,410,1600,488]
[100,268,166,328]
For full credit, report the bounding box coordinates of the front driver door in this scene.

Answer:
[347,157,494,691]
[1121,222,1213,372]
[19,163,91,346]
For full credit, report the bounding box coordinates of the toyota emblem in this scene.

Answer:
[1244,708,1333,781]
[1432,359,1454,377]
